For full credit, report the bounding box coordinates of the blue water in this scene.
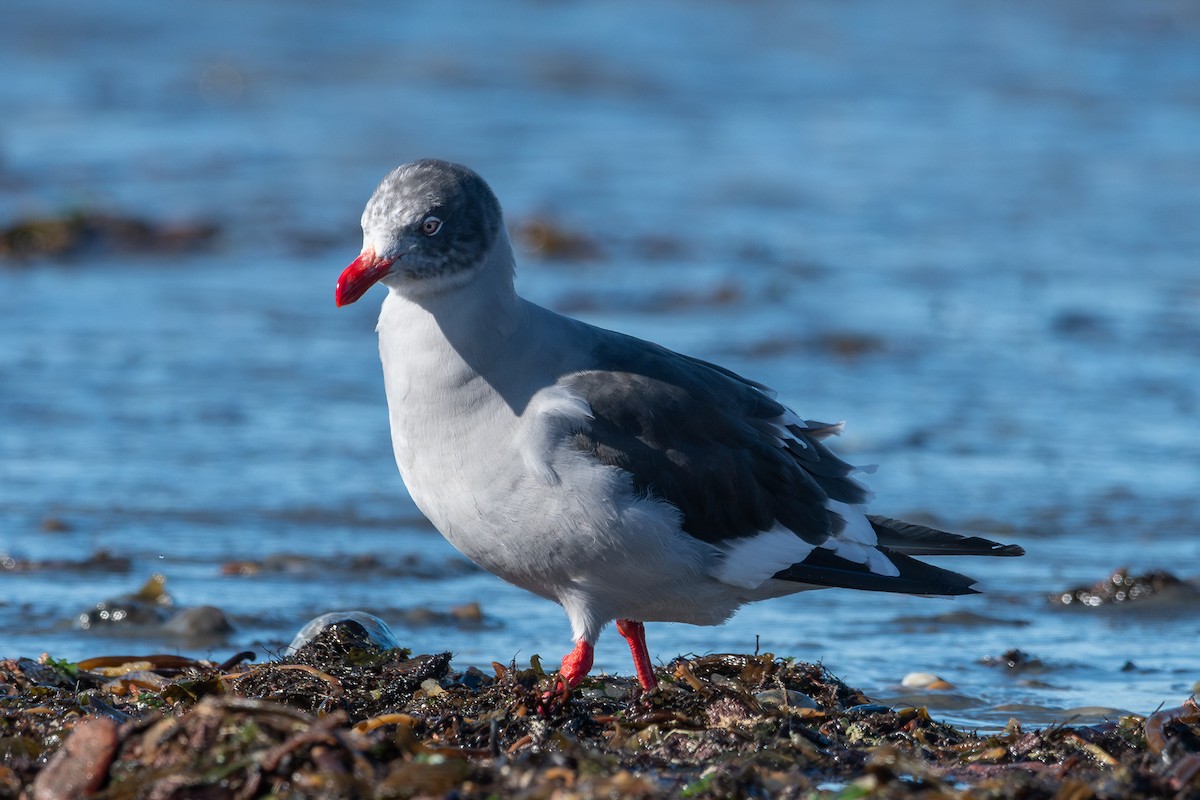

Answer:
[2,0,1199,728]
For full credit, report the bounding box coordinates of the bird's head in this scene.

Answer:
[335,159,505,306]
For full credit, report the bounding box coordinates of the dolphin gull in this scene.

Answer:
[335,159,1023,694]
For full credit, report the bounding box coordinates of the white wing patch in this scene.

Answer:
[712,526,816,590]
[516,385,593,485]
[823,499,900,577]
[708,407,898,587]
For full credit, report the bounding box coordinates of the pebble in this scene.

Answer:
[901,672,956,690]
[754,689,820,710]
[162,606,233,637]
[31,716,118,800]
[288,611,402,654]
[978,649,1044,672]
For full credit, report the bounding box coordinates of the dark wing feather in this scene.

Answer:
[565,333,869,547]
[772,547,980,595]
[867,516,1026,557]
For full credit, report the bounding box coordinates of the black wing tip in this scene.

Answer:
[866,515,1025,559]
[773,547,983,597]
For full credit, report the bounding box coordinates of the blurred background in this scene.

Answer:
[1,0,1198,727]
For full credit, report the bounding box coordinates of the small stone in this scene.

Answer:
[456,666,491,690]
[31,716,118,800]
[754,688,820,710]
[978,649,1044,672]
[901,672,955,690]
[162,606,233,637]
[288,611,401,654]
[1051,567,1194,607]
[76,575,175,630]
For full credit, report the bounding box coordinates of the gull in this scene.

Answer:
[335,159,1023,693]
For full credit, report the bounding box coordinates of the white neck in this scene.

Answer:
[377,228,549,411]
[379,227,523,355]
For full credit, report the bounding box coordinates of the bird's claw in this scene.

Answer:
[536,678,574,715]
[535,639,593,714]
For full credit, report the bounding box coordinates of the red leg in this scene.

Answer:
[616,619,658,691]
[558,638,594,688]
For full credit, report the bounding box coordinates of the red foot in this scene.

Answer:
[559,638,594,688]
[539,638,594,712]
[616,619,658,691]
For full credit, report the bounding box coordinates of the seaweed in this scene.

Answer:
[2,629,1197,798]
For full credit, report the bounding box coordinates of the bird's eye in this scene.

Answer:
[420,216,443,236]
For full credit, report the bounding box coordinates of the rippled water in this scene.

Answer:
[2,0,1199,728]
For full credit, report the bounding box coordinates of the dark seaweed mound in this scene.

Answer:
[2,627,1198,798]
